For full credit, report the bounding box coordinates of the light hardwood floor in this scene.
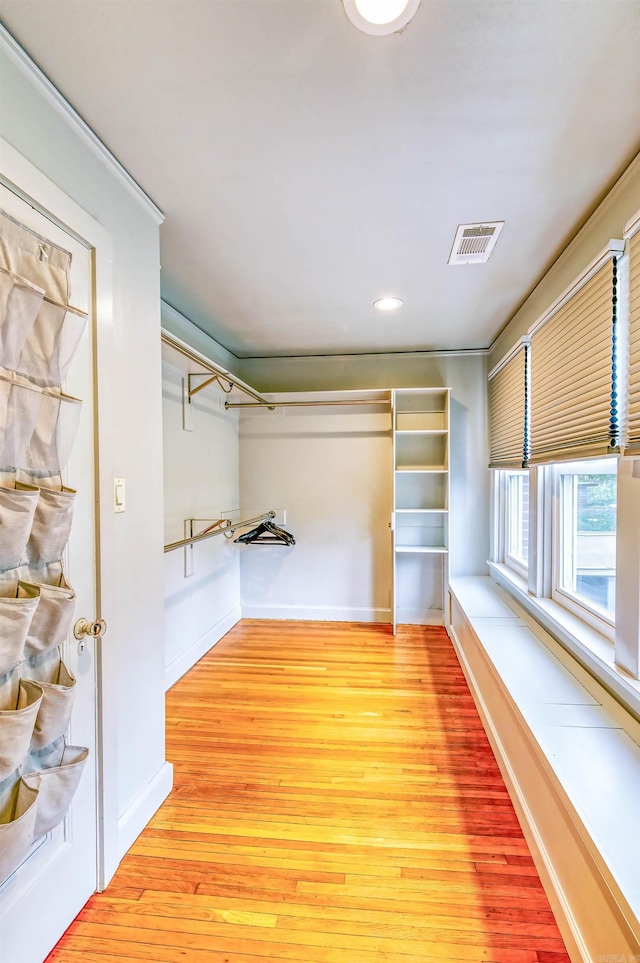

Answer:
[48,620,570,962]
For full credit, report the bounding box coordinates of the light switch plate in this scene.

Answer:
[114,477,126,513]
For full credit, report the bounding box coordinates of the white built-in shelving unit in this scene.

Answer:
[392,388,450,633]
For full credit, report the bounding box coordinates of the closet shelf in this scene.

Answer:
[395,429,448,435]
[395,508,448,514]
[394,411,447,417]
[395,466,448,473]
[395,545,448,554]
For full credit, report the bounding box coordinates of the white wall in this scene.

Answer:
[0,43,169,862]
[162,346,241,687]
[239,352,490,580]
[239,397,393,622]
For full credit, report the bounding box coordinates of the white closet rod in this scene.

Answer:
[164,511,275,553]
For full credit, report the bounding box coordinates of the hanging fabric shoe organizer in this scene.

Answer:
[0,209,89,886]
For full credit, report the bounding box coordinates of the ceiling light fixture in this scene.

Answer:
[374,297,403,311]
[343,0,421,36]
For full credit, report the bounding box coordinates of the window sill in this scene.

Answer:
[488,561,640,723]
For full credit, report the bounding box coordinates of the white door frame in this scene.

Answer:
[1,136,119,889]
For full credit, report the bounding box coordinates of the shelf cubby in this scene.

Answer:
[394,388,449,434]
[395,471,448,511]
[395,432,448,471]
[394,552,445,625]
[394,509,447,553]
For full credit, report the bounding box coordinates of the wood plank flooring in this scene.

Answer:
[48,620,570,962]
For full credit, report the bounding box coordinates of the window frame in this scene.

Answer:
[550,458,617,640]
[503,470,530,581]
[492,468,530,582]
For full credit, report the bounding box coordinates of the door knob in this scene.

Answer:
[73,618,107,640]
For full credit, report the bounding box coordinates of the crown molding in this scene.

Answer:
[241,347,489,363]
[488,336,529,381]
[0,24,164,225]
[625,208,640,240]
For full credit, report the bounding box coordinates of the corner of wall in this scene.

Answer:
[161,300,241,376]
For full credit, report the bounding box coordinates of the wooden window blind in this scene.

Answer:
[529,256,619,465]
[488,343,528,469]
[626,230,640,452]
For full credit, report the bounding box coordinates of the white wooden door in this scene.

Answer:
[0,184,99,963]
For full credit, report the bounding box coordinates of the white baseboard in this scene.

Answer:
[240,603,391,623]
[396,606,444,626]
[117,761,173,867]
[164,605,241,690]
[240,604,444,625]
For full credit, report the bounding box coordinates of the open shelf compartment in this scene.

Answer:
[394,388,449,433]
[394,509,448,552]
[395,552,445,625]
[395,432,448,470]
[395,471,448,511]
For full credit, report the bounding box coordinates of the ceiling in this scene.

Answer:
[2,1,640,359]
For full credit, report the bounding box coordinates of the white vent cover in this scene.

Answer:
[448,221,504,265]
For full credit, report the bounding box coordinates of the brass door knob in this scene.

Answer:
[73,618,107,640]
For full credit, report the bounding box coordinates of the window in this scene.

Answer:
[504,471,529,578]
[488,236,640,688]
[553,458,617,625]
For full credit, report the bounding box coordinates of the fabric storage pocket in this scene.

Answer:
[49,305,87,385]
[23,575,76,656]
[0,373,42,472]
[18,299,87,387]
[24,744,88,838]
[30,661,76,751]
[0,778,39,885]
[0,266,44,371]
[0,680,43,781]
[0,582,40,675]
[0,483,39,572]
[19,483,76,566]
[16,469,64,493]
[25,388,82,474]
[0,665,20,723]
[0,210,70,305]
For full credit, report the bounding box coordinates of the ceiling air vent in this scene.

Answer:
[448,221,504,265]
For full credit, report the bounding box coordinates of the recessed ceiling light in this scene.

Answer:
[374,297,403,311]
[343,0,420,35]
[356,0,412,24]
